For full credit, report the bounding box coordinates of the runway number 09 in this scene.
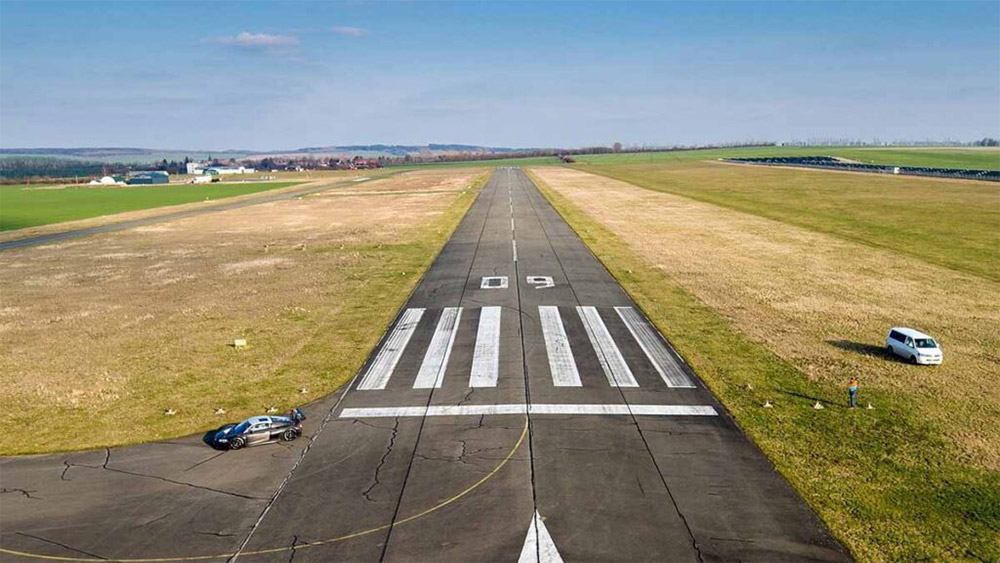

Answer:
[527,276,554,289]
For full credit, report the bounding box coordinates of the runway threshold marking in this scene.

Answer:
[615,307,696,388]
[356,308,425,390]
[576,306,638,387]
[338,404,718,418]
[413,307,462,389]
[539,306,581,387]
[470,306,502,387]
[519,510,564,563]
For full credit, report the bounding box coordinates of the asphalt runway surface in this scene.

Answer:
[0,169,850,562]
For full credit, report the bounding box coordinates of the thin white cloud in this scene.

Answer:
[332,26,368,37]
[205,32,299,49]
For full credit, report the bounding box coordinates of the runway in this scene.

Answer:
[0,169,849,562]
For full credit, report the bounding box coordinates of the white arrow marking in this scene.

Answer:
[519,511,563,563]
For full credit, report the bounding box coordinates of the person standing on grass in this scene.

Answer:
[848,377,859,409]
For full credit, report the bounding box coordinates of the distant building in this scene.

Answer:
[186,162,204,174]
[126,171,170,185]
[204,166,255,175]
[89,175,123,185]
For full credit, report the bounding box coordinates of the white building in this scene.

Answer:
[186,162,204,174]
[204,166,255,175]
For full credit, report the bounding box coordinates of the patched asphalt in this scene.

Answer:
[0,169,850,562]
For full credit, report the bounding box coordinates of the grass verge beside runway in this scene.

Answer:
[574,160,1000,280]
[529,168,999,562]
[0,181,303,231]
[0,169,486,454]
[572,146,1000,169]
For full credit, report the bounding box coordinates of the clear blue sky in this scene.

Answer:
[1,0,998,150]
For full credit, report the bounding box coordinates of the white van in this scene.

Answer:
[886,328,943,365]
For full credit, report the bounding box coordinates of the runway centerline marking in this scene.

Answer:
[339,404,718,418]
[413,307,462,389]
[470,306,502,387]
[512,240,518,262]
[357,308,424,390]
[577,306,638,387]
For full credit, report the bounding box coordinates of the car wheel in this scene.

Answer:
[886,345,893,356]
[230,436,246,450]
[281,429,297,442]
[909,355,917,365]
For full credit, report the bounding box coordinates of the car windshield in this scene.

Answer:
[232,421,252,434]
[915,338,938,349]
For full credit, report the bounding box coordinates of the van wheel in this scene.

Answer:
[909,355,917,364]
[886,345,893,356]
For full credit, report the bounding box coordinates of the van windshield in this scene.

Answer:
[915,339,938,349]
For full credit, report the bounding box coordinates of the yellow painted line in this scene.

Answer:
[0,416,530,562]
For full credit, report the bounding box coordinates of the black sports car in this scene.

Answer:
[212,408,306,450]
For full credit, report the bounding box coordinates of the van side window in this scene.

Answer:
[890,331,905,342]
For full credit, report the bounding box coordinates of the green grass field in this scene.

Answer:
[530,170,1000,562]
[577,160,1000,280]
[0,182,301,231]
[400,146,1000,171]
[574,146,1000,169]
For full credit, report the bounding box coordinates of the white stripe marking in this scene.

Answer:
[470,307,502,387]
[357,308,425,390]
[511,217,515,231]
[413,307,462,389]
[615,307,696,388]
[339,404,718,418]
[539,306,581,387]
[519,511,564,563]
[577,306,638,387]
[512,240,518,262]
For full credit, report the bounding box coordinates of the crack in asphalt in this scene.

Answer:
[59,454,263,501]
[351,419,396,431]
[287,534,300,563]
[195,531,238,538]
[138,514,169,528]
[16,532,108,560]
[362,417,400,502]
[1,488,41,499]
[457,387,475,407]
[183,451,227,472]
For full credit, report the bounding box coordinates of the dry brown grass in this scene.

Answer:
[530,166,1000,471]
[0,170,385,244]
[0,168,484,454]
